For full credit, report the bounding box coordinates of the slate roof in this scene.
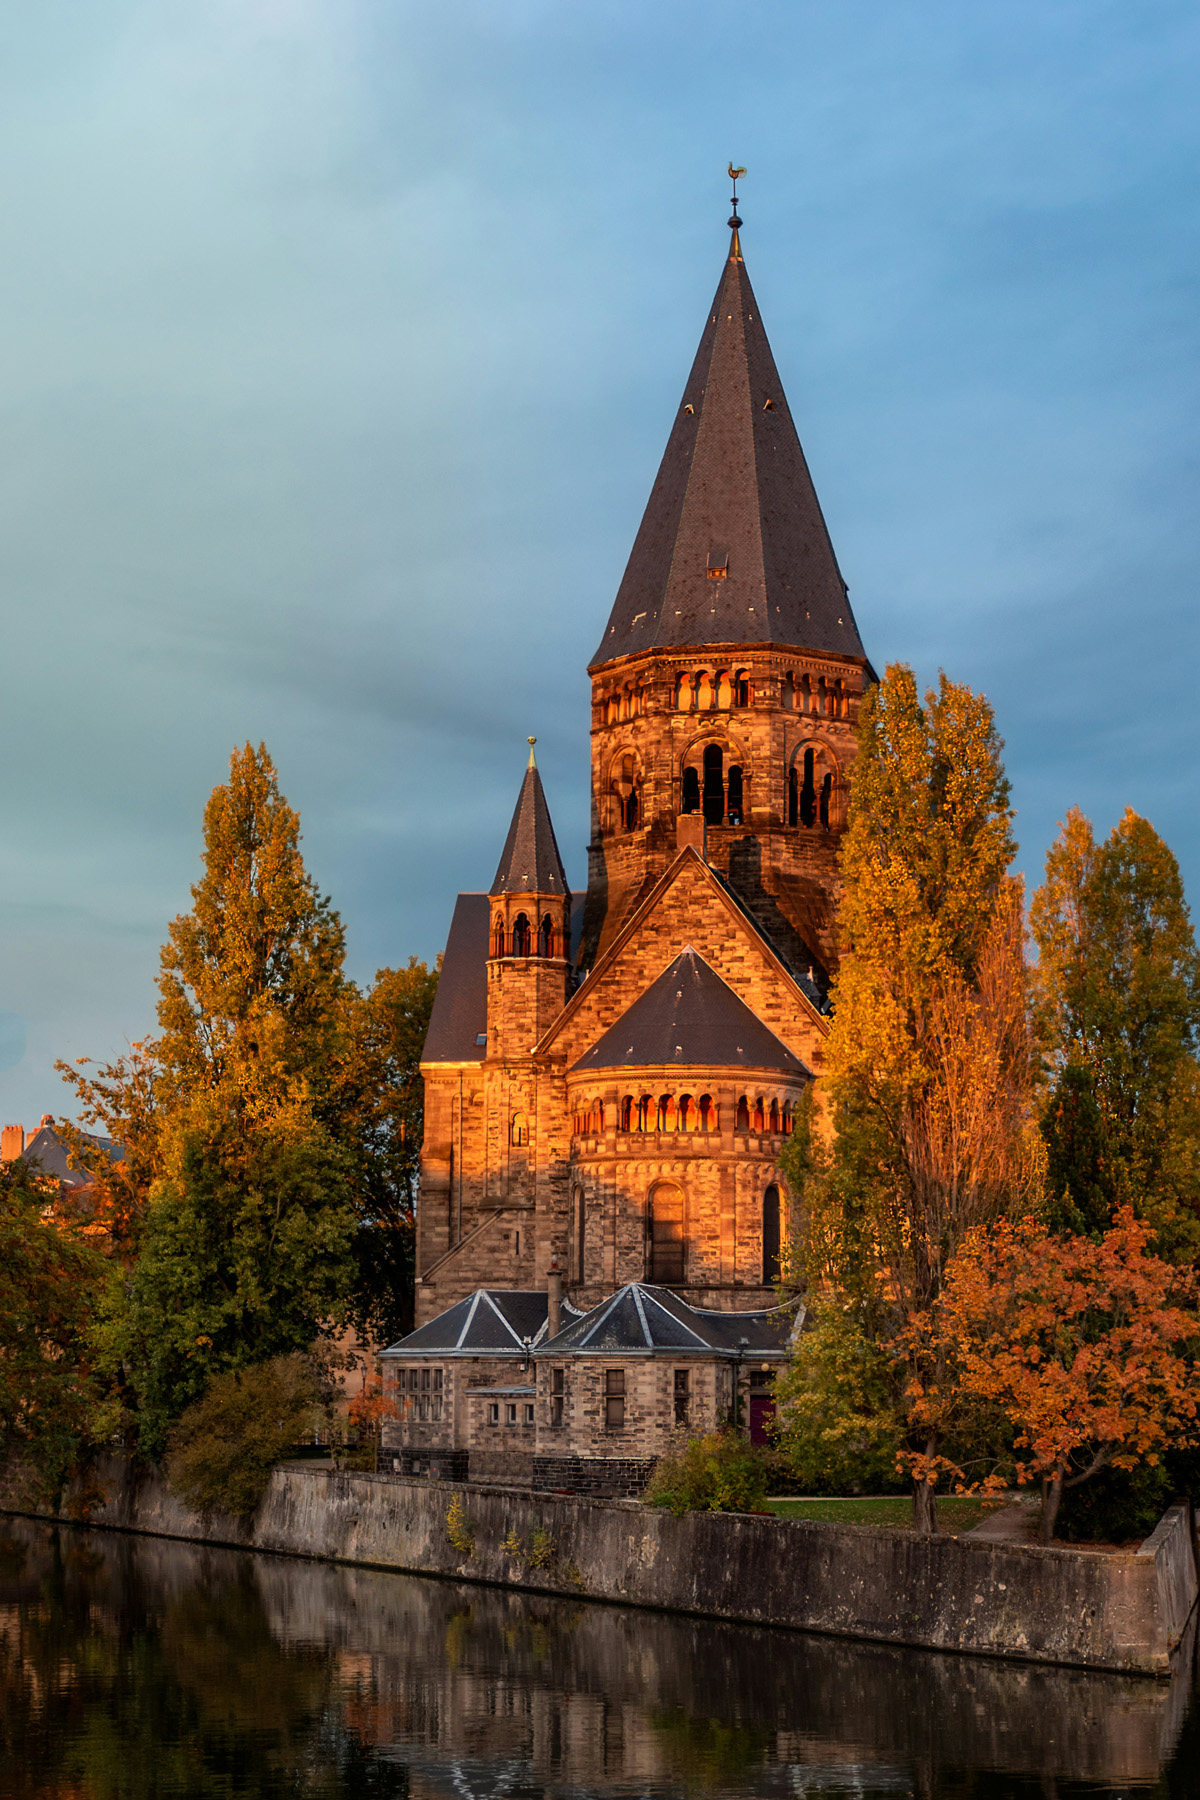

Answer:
[421,893,490,1063]
[593,227,867,669]
[570,947,808,1075]
[380,1289,583,1358]
[21,1123,124,1190]
[491,752,570,899]
[534,1283,796,1358]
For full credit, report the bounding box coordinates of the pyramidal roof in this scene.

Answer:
[592,222,866,668]
[570,946,806,1075]
[490,746,570,898]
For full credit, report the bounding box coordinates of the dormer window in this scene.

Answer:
[707,549,729,580]
[763,399,776,412]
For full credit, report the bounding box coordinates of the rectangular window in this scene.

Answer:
[432,1397,443,1423]
[420,1368,431,1392]
[525,1404,535,1425]
[605,1368,626,1430]
[433,1368,443,1392]
[673,1368,690,1427]
[550,1367,565,1428]
[488,1403,500,1426]
[506,1403,518,1425]
[418,1396,428,1422]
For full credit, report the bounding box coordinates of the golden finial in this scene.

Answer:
[527,736,537,768]
[727,165,746,253]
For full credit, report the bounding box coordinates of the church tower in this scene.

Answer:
[581,196,872,986]
[486,740,572,1064]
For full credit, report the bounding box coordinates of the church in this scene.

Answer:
[382,194,875,1490]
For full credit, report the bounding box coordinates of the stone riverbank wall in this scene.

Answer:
[19,1459,1199,1677]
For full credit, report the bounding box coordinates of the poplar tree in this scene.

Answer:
[1031,805,1200,1257]
[779,665,1039,1531]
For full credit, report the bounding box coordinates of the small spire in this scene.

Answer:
[727,162,746,260]
[527,735,537,768]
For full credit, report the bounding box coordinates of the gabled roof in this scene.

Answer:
[20,1124,124,1190]
[535,846,827,1060]
[534,1282,796,1357]
[491,750,570,899]
[571,946,807,1076]
[592,227,867,669]
[381,1289,584,1358]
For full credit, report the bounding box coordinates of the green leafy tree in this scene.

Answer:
[165,1353,321,1516]
[107,1133,355,1458]
[0,1159,115,1506]
[644,1430,771,1515]
[1031,805,1200,1258]
[781,666,1039,1532]
[339,957,439,1345]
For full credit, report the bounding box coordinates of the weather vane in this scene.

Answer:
[728,163,746,230]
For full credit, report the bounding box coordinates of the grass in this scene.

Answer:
[765,1494,1006,1534]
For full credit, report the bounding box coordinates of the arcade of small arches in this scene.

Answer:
[570,1092,798,1138]
[673,739,842,832]
[491,911,564,959]
[599,682,647,725]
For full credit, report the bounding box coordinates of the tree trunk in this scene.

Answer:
[1041,1469,1064,1543]
[913,1477,939,1535]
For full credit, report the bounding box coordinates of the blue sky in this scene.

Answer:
[1,0,1198,1122]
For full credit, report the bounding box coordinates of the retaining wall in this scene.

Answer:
[21,1458,1199,1677]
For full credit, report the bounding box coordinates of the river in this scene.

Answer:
[0,1516,1196,1799]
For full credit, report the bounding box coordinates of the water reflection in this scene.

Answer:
[0,1517,1196,1800]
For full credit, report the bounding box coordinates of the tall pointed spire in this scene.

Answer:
[490,749,570,898]
[592,200,866,669]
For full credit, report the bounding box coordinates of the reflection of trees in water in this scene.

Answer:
[0,1520,1193,1798]
[0,1524,405,1800]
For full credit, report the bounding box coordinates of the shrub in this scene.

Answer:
[445,1494,475,1558]
[164,1354,319,1517]
[644,1431,770,1516]
[1056,1461,1170,1545]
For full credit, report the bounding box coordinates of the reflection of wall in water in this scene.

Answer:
[251,1549,1188,1791]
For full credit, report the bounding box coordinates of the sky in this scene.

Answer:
[1,0,1198,1124]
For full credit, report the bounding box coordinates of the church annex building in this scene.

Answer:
[382,201,875,1494]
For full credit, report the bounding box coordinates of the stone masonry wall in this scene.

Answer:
[33,1459,1198,1677]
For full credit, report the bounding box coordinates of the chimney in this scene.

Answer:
[546,1263,562,1340]
[1,1125,24,1163]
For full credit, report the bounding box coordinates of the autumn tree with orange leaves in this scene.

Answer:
[779,665,1042,1531]
[904,1208,1199,1541]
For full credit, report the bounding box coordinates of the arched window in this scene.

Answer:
[678,1094,695,1132]
[736,1095,750,1130]
[657,1094,676,1133]
[716,671,732,710]
[621,1095,633,1132]
[512,913,531,957]
[675,672,693,711]
[492,914,506,957]
[539,912,555,957]
[735,670,750,707]
[702,744,724,824]
[782,1102,794,1134]
[788,764,799,828]
[800,673,812,714]
[727,765,744,826]
[573,1187,586,1283]
[800,750,817,828]
[510,1113,528,1147]
[752,1097,765,1132]
[681,766,700,814]
[782,673,795,711]
[762,1185,781,1286]
[648,1182,686,1284]
[624,789,639,830]
[637,1094,653,1132]
[696,671,714,710]
[698,1093,715,1131]
[820,772,833,830]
